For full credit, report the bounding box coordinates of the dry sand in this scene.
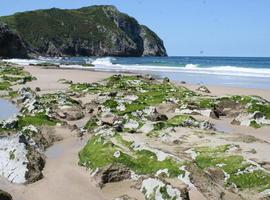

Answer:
[183,83,270,102]
[17,66,114,94]
[4,65,270,200]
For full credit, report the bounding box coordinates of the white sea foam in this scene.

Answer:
[94,63,270,78]
[91,57,115,65]
[3,57,270,78]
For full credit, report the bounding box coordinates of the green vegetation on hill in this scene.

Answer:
[0,5,167,57]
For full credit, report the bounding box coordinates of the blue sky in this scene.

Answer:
[1,0,270,57]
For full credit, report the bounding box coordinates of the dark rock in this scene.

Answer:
[163,77,170,83]
[180,187,190,200]
[180,81,186,84]
[0,6,167,58]
[0,190,12,200]
[209,106,225,119]
[252,111,264,119]
[108,91,118,97]
[147,108,168,121]
[35,87,41,92]
[95,164,131,187]
[144,74,154,80]
[25,146,46,183]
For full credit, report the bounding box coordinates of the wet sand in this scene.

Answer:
[0,127,108,200]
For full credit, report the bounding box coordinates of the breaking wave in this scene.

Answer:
[3,57,270,78]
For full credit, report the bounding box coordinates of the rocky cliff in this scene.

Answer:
[0,23,28,58]
[0,5,167,58]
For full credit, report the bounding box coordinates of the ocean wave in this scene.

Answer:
[93,62,270,78]
[3,58,270,78]
[91,57,115,65]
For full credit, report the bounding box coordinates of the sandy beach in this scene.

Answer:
[20,65,270,101]
[1,65,270,200]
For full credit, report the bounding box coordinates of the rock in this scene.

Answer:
[210,106,225,119]
[1,6,167,58]
[35,87,41,92]
[0,190,12,200]
[101,112,117,126]
[20,125,50,150]
[147,111,168,122]
[124,119,140,130]
[1,117,18,129]
[200,121,214,130]
[207,167,225,185]
[163,77,170,83]
[25,145,46,183]
[232,111,270,127]
[156,103,177,114]
[253,111,264,119]
[144,74,154,81]
[56,107,84,121]
[140,25,167,56]
[0,136,28,183]
[140,178,189,200]
[95,164,131,187]
[180,81,186,84]
[196,85,211,93]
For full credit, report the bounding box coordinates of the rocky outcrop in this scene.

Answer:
[0,23,28,58]
[140,25,167,56]
[0,5,167,58]
[94,164,131,187]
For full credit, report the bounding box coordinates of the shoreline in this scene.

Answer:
[22,65,270,101]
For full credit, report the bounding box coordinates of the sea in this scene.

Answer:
[4,56,270,89]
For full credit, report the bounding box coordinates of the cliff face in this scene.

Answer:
[0,23,28,58]
[0,5,167,58]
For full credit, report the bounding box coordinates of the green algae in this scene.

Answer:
[79,136,184,177]
[218,95,270,119]
[250,120,262,129]
[17,113,58,129]
[84,117,98,131]
[0,81,11,90]
[229,170,270,191]
[194,145,270,191]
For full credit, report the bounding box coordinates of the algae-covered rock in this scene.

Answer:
[140,178,190,200]
[95,164,131,188]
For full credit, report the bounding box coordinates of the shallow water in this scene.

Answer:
[45,137,87,159]
[0,99,19,121]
